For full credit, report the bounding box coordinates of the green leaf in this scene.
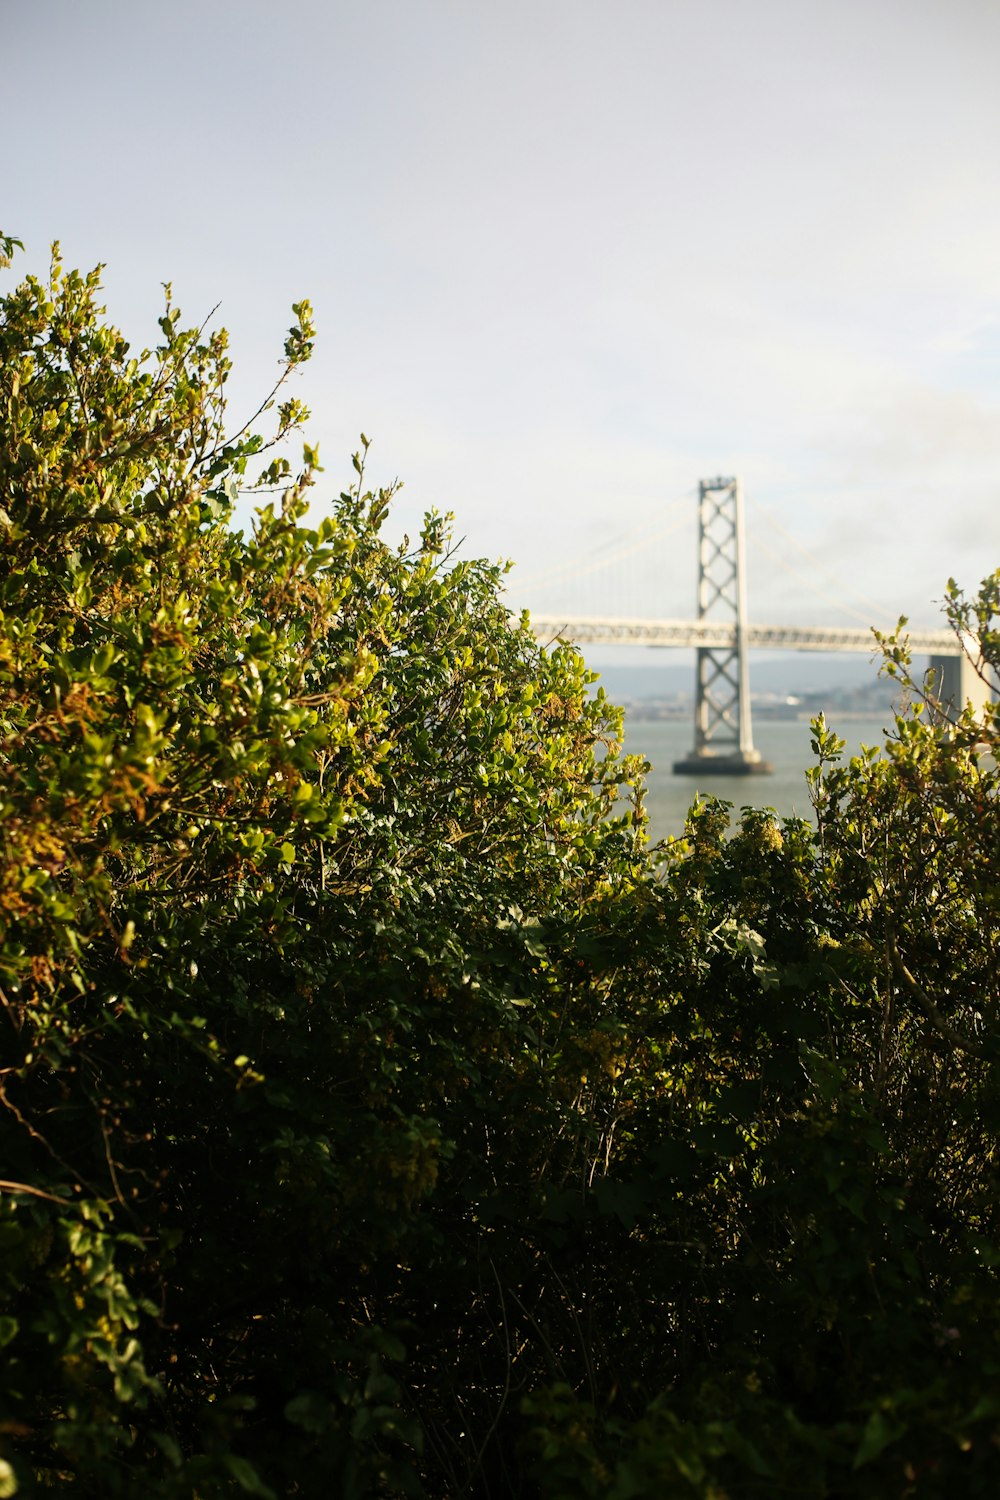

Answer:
[284,1390,333,1434]
[223,1454,277,1498]
[853,1410,906,1468]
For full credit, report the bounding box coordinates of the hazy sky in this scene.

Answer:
[5,0,1000,630]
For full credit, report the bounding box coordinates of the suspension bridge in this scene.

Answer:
[511,477,974,777]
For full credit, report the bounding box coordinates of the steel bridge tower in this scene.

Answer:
[673,476,772,776]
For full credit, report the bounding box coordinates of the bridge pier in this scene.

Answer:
[925,651,995,722]
[673,476,773,777]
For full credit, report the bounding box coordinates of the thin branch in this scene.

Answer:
[888,934,988,1061]
[0,1178,69,1204]
[456,1256,514,1499]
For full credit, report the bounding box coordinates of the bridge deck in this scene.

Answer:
[525,615,960,655]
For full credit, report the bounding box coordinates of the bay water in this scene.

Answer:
[619,712,893,845]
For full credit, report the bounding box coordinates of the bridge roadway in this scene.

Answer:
[525,616,961,654]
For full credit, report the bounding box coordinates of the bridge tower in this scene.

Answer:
[673,476,773,776]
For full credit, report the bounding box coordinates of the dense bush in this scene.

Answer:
[1,237,998,1497]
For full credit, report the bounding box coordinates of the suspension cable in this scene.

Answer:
[747,497,890,623]
[507,491,693,594]
[747,529,890,628]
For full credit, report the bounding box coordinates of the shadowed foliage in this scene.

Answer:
[1,237,999,1497]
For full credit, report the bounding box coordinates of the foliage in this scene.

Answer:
[520,610,1000,1498]
[0,240,647,1496]
[1,238,999,1498]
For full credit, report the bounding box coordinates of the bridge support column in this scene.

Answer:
[925,650,996,722]
[673,476,773,777]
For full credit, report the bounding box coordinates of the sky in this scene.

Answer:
[4,0,1000,638]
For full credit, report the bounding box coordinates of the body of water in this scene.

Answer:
[620,713,893,844]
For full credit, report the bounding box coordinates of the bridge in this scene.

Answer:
[527,618,957,654]
[515,477,976,777]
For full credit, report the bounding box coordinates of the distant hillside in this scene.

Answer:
[586,651,902,715]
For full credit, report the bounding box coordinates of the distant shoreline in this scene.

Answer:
[622,705,900,725]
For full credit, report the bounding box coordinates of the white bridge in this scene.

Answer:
[528,617,957,654]
[519,477,974,777]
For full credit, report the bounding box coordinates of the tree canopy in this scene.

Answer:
[1,238,999,1498]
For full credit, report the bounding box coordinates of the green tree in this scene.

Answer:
[3,233,1000,1500]
[524,591,1000,1498]
[0,241,649,1496]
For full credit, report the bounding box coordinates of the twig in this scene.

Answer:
[888,935,987,1061]
[0,1178,69,1204]
[457,1256,514,1499]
